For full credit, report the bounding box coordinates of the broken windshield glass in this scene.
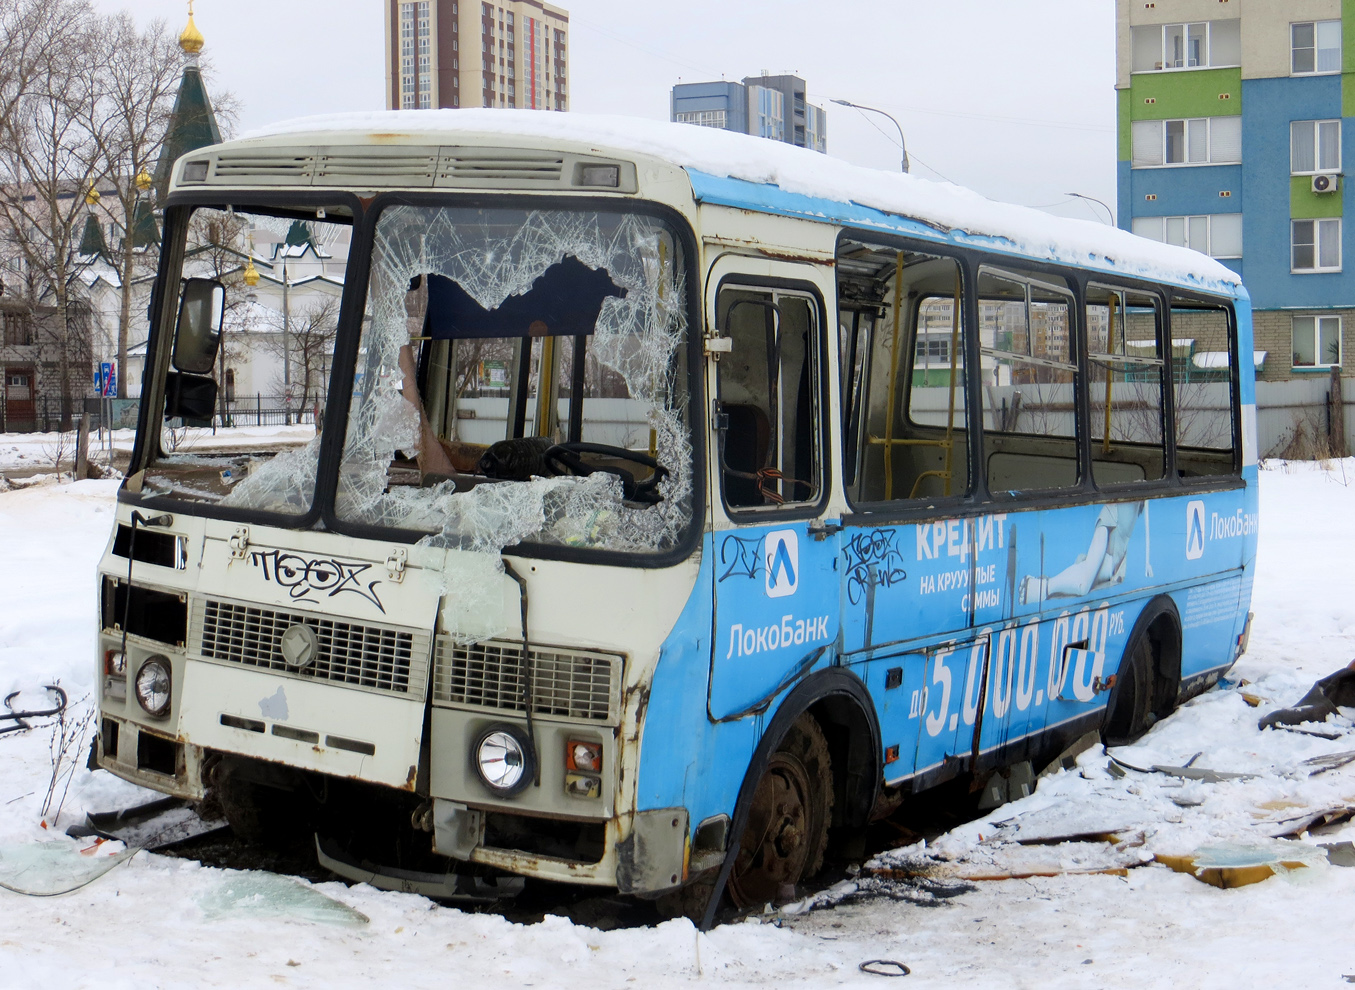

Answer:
[325,205,693,556]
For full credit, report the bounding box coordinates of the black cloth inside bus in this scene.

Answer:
[425,255,626,340]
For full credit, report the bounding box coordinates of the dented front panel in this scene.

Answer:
[96,514,465,793]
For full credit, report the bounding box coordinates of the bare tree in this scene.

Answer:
[184,208,264,424]
[263,295,339,424]
[0,0,89,142]
[81,12,182,398]
[0,0,103,426]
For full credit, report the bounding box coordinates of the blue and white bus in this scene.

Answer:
[94,111,1256,919]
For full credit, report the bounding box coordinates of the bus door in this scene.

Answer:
[833,241,991,782]
[707,271,839,721]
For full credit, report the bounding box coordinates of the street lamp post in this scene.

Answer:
[282,258,291,425]
[831,98,909,173]
[1065,191,1115,225]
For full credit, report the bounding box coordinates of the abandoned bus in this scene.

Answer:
[95,111,1257,915]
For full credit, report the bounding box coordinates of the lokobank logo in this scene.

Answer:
[764,529,799,598]
[1185,500,1206,560]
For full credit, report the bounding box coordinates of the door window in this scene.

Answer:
[715,286,822,509]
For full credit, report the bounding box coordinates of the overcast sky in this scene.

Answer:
[89,0,1118,224]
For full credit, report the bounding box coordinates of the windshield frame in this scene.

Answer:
[121,190,368,531]
[318,190,705,569]
[122,189,706,569]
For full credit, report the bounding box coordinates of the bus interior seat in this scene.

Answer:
[986,451,1078,491]
[1176,448,1234,477]
[1091,457,1149,484]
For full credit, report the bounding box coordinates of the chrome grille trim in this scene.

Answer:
[192,598,431,699]
[433,639,622,723]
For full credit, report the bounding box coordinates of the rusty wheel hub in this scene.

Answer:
[727,751,814,907]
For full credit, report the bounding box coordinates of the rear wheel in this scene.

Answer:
[1103,635,1156,746]
[726,714,833,908]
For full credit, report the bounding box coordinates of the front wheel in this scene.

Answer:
[726,714,833,908]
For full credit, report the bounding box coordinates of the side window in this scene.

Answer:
[1170,299,1238,477]
[1087,285,1165,485]
[977,266,1077,493]
[715,286,821,509]
[836,240,968,503]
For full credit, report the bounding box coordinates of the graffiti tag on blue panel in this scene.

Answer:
[718,534,764,582]
[841,529,907,605]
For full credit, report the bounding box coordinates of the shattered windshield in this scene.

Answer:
[237,203,693,556]
[134,205,350,512]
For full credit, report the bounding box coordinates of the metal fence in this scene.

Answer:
[0,395,321,434]
[210,395,322,429]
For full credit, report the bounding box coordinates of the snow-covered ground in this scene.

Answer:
[2,463,1355,988]
[0,424,316,475]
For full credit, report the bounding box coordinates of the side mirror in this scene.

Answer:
[171,277,225,374]
[164,371,217,427]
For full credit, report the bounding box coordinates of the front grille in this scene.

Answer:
[194,598,431,698]
[433,639,622,723]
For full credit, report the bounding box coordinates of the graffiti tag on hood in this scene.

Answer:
[249,550,385,613]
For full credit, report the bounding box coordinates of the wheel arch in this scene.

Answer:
[1125,593,1183,719]
[699,666,880,929]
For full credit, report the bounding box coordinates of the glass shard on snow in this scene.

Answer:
[197,872,370,926]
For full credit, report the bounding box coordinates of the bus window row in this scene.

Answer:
[833,237,1237,509]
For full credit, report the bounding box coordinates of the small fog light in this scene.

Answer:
[181,160,209,182]
[566,740,601,773]
[134,657,172,718]
[472,724,534,797]
[105,650,127,676]
[103,677,127,703]
[564,772,601,799]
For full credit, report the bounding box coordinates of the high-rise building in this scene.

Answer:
[1116,0,1354,381]
[384,1,569,111]
[671,73,827,153]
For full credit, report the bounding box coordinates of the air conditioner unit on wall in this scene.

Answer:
[1312,173,1341,193]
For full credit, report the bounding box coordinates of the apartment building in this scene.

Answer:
[671,73,827,153]
[384,0,568,111]
[1117,0,1355,381]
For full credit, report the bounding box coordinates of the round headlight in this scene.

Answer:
[472,724,533,797]
[134,657,172,717]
